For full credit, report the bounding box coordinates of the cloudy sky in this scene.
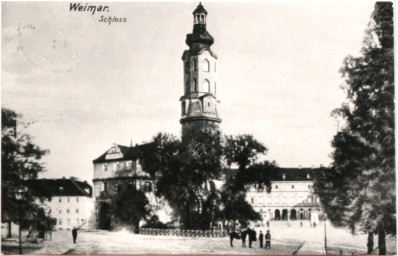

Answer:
[2,1,375,183]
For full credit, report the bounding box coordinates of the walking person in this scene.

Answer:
[259,230,264,248]
[265,230,271,249]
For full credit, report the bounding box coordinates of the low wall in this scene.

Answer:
[139,228,228,237]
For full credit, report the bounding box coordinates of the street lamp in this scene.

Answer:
[15,187,27,255]
[324,214,328,255]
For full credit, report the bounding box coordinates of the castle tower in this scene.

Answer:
[180,3,221,135]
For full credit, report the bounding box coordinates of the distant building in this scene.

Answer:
[25,178,93,230]
[92,143,172,230]
[246,168,322,224]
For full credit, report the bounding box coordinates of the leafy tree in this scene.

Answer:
[111,186,150,233]
[138,127,224,229]
[2,108,49,237]
[314,3,394,254]
[220,174,262,231]
[224,134,267,171]
[141,129,276,230]
[139,133,180,179]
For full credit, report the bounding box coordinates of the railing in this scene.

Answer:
[139,228,228,237]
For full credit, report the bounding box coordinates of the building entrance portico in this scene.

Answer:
[97,202,111,230]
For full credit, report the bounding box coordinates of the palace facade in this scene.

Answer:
[246,168,322,224]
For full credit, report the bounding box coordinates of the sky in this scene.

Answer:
[2,1,376,184]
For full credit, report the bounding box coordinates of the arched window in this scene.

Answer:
[181,102,186,115]
[203,79,210,93]
[203,59,209,72]
[186,81,190,94]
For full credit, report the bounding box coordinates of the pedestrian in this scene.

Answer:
[72,227,78,244]
[248,228,256,248]
[241,229,247,248]
[265,230,271,249]
[313,222,316,228]
[259,230,264,248]
[300,221,303,227]
[266,221,269,228]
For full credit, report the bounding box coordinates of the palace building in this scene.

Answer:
[92,3,322,230]
[246,168,322,224]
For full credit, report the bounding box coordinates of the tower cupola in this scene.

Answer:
[193,2,207,25]
[186,3,214,53]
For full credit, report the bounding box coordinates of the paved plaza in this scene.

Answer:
[2,221,396,255]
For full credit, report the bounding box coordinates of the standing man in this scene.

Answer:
[265,230,271,249]
[71,220,86,244]
[72,227,78,244]
[259,230,264,248]
[248,228,256,248]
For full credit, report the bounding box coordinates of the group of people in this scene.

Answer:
[259,230,271,249]
[229,228,271,249]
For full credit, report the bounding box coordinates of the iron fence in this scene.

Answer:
[139,228,228,237]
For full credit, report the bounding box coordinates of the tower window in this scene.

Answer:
[203,79,210,93]
[182,102,186,115]
[193,79,197,92]
[193,59,198,71]
[186,81,189,94]
[103,163,107,172]
[203,59,209,72]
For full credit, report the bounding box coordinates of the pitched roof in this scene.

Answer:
[224,167,320,182]
[193,2,207,15]
[93,143,155,163]
[24,178,92,197]
[272,168,320,181]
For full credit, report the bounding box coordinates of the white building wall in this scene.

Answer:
[246,180,321,222]
[48,196,93,230]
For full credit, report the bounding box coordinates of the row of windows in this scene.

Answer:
[58,218,85,226]
[249,195,319,205]
[58,208,80,214]
[186,59,216,73]
[103,160,137,172]
[100,181,153,193]
[185,79,216,94]
[273,184,312,191]
[57,197,79,203]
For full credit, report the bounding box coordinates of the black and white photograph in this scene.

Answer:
[1,1,395,255]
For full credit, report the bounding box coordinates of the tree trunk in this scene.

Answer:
[134,220,140,234]
[367,232,374,254]
[7,221,12,238]
[185,203,190,229]
[378,229,386,255]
